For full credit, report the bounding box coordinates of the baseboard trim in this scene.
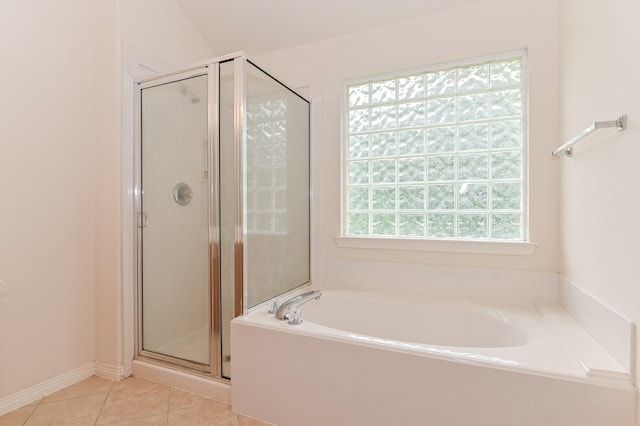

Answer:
[0,362,95,416]
[95,362,125,381]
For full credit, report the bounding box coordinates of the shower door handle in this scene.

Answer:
[137,212,148,228]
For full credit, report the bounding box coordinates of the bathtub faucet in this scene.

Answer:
[275,290,322,324]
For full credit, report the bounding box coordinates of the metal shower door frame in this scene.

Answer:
[133,64,224,378]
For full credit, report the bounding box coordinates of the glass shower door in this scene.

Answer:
[139,73,211,369]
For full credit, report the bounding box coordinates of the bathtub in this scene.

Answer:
[231,289,635,426]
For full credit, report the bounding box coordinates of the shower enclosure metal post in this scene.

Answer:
[233,57,247,317]
[208,64,222,379]
[133,82,143,376]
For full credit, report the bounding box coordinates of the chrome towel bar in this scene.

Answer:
[552,115,627,157]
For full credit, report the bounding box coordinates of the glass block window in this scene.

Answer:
[246,98,288,234]
[344,53,526,240]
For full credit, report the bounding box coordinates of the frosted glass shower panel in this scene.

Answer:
[245,62,311,307]
[140,74,210,366]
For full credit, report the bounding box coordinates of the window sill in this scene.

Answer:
[334,236,537,256]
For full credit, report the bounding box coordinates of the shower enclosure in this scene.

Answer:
[134,54,310,380]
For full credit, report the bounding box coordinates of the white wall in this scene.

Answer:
[118,0,215,69]
[0,1,99,397]
[558,0,640,420]
[0,0,213,401]
[94,0,121,378]
[254,0,560,275]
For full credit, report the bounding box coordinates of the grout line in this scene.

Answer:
[93,379,114,426]
[165,387,171,426]
[20,398,42,426]
[42,392,110,405]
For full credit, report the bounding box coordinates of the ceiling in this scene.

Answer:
[176,0,488,56]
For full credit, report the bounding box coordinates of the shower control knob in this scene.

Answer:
[173,183,193,206]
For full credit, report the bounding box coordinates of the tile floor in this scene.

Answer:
[0,376,270,426]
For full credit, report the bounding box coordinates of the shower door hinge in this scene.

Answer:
[137,212,147,228]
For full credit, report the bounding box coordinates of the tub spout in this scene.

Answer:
[275,290,322,322]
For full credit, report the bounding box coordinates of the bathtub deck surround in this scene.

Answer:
[557,276,635,376]
[231,288,635,426]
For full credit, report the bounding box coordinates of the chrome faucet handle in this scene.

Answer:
[275,290,322,320]
[268,300,279,314]
[287,308,303,325]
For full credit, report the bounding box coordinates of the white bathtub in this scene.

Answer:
[231,289,635,426]
[303,291,528,348]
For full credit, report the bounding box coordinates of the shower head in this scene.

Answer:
[179,84,201,104]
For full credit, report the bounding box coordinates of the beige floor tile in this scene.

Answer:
[0,402,40,426]
[0,376,274,426]
[43,376,112,403]
[237,414,272,426]
[168,402,238,426]
[168,388,216,412]
[101,413,168,425]
[109,377,162,394]
[96,378,169,425]
[24,394,106,426]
